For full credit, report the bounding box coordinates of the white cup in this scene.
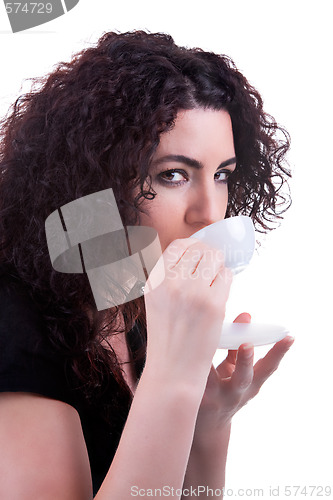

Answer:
[190,215,255,274]
[191,216,289,348]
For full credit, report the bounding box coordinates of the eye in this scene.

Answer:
[157,169,188,186]
[156,168,234,187]
[214,170,232,183]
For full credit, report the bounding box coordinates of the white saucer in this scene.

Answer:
[218,322,289,349]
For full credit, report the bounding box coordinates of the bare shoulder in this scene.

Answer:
[0,392,92,500]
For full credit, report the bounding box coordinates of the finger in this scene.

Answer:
[170,240,224,281]
[205,364,221,390]
[223,349,237,367]
[251,335,294,393]
[209,265,233,294]
[230,343,254,393]
[195,248,225,284]
[233,312,251,324]
[225,312,252,365]
[216,356,235,379]
[164,238,200,269]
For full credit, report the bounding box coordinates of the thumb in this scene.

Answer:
[224,313,252,364]
[233,312,251,324]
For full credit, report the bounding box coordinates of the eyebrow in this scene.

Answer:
[152,154,237,170]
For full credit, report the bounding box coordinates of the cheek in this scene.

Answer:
[224,190,229,213]
[145,206,184,251]
[153,216,179,248]
[136,202,176,239]
[210,185,229,219]
[142,193,183,224]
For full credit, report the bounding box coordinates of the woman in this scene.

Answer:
[0,30,293,499]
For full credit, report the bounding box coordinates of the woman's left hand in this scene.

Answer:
[193,312,294,437]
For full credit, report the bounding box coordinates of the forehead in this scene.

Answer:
[155,108,235,160]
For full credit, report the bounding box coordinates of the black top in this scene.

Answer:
[0,272,145,495]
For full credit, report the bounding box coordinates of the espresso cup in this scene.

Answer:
[190,215,255,274]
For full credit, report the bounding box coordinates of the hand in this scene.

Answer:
[193,312,294,437]
[143,238,233,388]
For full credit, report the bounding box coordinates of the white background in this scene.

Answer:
[1,0,332,497]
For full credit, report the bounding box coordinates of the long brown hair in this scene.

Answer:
[0,30,291,402]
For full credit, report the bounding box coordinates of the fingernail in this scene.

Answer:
[286,336,295,346]
[242,343,254,357]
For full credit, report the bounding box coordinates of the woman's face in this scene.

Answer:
[136,108,236,252]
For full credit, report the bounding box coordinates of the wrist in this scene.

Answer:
[142,355,210,399]
[139,363,206,409]
[191,421,232,454]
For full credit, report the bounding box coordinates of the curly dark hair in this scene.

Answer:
[0,30,291,403]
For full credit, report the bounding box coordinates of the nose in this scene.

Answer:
[184,182,227,230]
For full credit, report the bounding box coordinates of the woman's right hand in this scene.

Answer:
[143,238,233,388]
